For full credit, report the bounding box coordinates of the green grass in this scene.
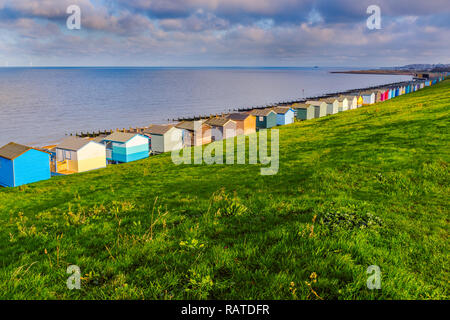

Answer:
[1,80,449,300]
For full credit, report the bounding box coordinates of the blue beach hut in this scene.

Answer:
[0,142,51,187]
[101,132,149,164]
[273,107,295,125]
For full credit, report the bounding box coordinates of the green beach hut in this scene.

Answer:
[250,109,277,129]
[293,103,315,120]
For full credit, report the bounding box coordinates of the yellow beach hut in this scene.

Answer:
[53,137,106,175]
[357,95,364,107]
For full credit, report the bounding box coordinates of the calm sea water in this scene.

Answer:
[0,67,411,146]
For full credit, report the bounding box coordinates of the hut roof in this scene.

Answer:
[205,117,234,127]
[92,135,107,143]
[103,132,139,143]
[340,95,357,100]
[0,142,32,160]
[57,136,93,151]
[306,100,325,107]
[250,109,275,117]
[175,120,210,131]
[143,124,174,135]
[272,107,292,114]
[227,113,251,121]
[321,98,338,104]
[292,103,310,109]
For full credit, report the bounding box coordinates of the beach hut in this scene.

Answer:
[386,89,392,100]
[390,88,395,97]
[249,109,277,129]
[340,95,358,110]
[375,90,383,103]
[142,124,183,154]
[361,91,376,105]
[321,98,339,115]
[227,113,256,135]
[0,142,51,187]
[205,117,237,141]
[395,87,400,97]
[293,104,315,120]
[356,95,364,107]
[272,107,295,125]
[53,137,106,174]
[375,89,388,103]
[336,97,349,112]
[306,101,327,118]
[176,120,212,147]
[101,132,149,164]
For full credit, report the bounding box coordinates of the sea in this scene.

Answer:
[0,67,412,146]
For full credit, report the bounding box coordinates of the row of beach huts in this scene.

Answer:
[0,75,446,188]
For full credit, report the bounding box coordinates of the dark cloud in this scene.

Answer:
[0,0,449,66]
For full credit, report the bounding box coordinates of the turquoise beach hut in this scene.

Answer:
[101,132,149,164]
[273,107,295,125]
[388,88,394,99]
[250,109,277,129]
[0,142,50,187]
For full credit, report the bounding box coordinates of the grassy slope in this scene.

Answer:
[0,80,449,300]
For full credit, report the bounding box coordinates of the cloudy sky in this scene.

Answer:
[0,0,449,67]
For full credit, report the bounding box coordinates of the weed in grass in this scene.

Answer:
[210,188,248,217]
[185,269,214,299]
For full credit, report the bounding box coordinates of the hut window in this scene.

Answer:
[259,116,264,121]
[64,151,71,160]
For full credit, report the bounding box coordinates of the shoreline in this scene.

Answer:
[71,78,415,139]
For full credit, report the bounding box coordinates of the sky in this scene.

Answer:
[0,0,449,67]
